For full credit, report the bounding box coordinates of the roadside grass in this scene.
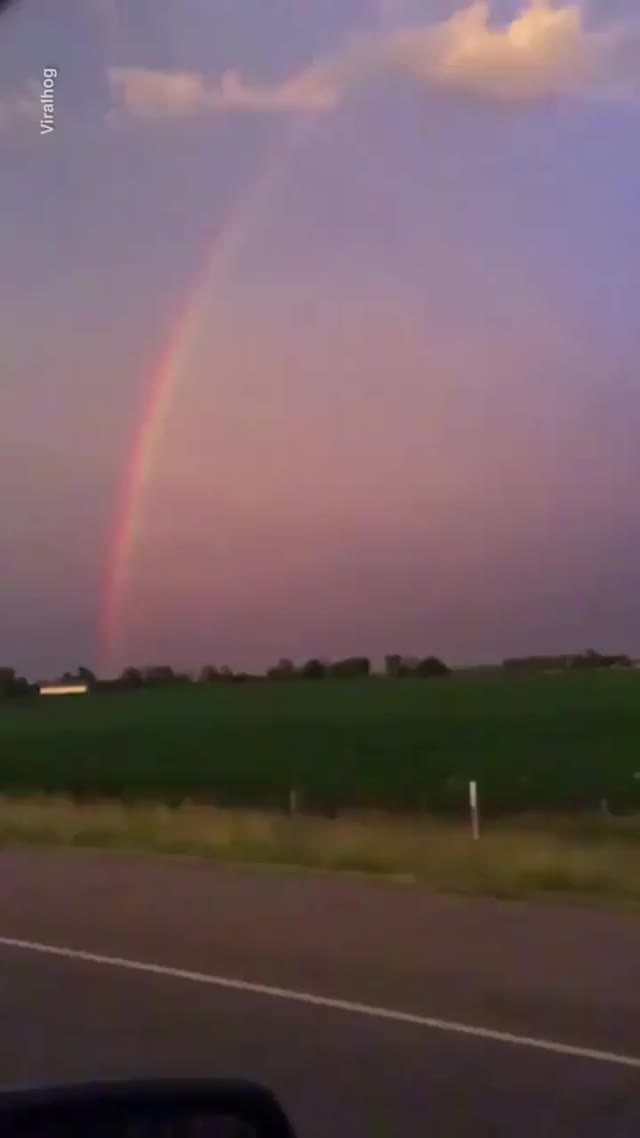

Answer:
[1,796,640,903]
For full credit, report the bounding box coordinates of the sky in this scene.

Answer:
[1,0,639,679]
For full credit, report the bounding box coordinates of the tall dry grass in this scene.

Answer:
[1,796,640,903]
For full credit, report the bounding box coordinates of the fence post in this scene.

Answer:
[469,780,480,841]
[289,788,299,817]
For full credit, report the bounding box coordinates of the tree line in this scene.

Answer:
[92,653,451,688]
[2,648,635,700]
[0,654,451,697]
[502,650,633,672]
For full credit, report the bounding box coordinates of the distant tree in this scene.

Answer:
[77,666,96,685]
[0,668,16,698]
[0,669,34,699]
[198,666,220,684]
[416,656,450,678]
[327,656,370,678]
[119,666,143,690]
[385,654,449,678]
[142,666,176,685]
[505,655,575,672]
[385,655,414,677]
[219,666,234,682]
[9,676,32,697]
[300,658,326,680]
[503,651,630,673]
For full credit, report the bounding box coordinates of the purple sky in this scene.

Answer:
[1,1,639,678]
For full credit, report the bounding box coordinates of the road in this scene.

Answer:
[1,848,639,1137]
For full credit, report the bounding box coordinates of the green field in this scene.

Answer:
[1,672,640,815]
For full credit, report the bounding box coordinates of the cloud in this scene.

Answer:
[385,0,608,101]
[108,1,640,122]
[213,66,340,112]
[108,67,211,118]
[420,0,640,102]
[107,62,341,121]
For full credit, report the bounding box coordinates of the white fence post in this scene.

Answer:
[469,780,480,841]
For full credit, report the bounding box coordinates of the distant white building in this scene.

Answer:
[39,684,89,697]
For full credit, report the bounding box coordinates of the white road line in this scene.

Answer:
[1,934,639,1071]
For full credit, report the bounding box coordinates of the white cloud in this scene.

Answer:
[108,67,210,118]
[430,1,640,102]
[212,66,340,112]
[108,1,640,123]
[385,0,601,101]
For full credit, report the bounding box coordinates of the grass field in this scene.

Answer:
[1,672,640,814]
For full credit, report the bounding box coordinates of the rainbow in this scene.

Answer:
[99,133,295,675]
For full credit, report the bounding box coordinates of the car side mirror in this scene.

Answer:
[0,1078,297,1138]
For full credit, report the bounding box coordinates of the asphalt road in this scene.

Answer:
[1,849,639,1137]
